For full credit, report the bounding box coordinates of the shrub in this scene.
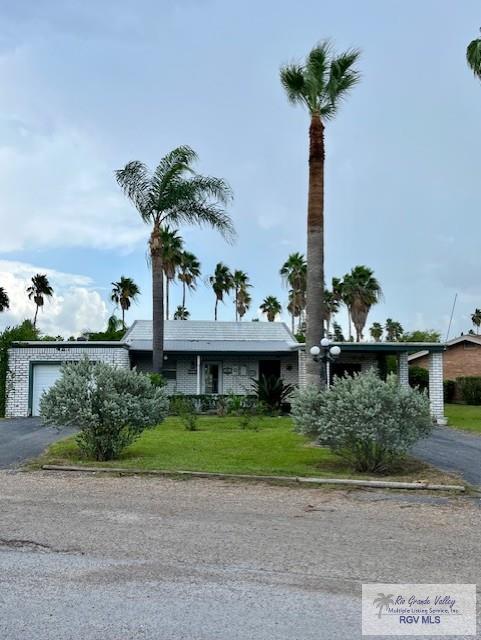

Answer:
[0,320,39,416]
[250,375,295,413]
[409,366,429,392]
[457,377,481,405]
[40,358,169,460]
[443,379,456,404]
[148,372,167,388]
[170,394,198,430]
[291,370,432,473]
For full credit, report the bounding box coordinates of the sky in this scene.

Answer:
[0,0,480,338]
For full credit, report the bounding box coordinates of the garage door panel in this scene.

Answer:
[31,365,62,416]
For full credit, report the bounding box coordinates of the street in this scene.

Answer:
[0,471,479,639]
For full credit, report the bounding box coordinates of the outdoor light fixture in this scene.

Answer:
[310,337,341,389]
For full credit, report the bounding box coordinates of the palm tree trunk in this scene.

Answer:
[215,298,218,321]
[235,289,238,322]
[305,113,325,386]
[151,225,164,374]
[182,282,186,309]
[122,307,125,329]
[165,277,170,320]
[347,308,352,341]
[291,313,295,334]
[33,305,39,328]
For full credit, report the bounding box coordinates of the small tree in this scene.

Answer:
[41,358,169,460]
[292,370,432,473]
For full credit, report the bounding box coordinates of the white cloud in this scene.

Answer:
[0,259,108,337]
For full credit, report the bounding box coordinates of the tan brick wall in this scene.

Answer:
[411,343,481,380]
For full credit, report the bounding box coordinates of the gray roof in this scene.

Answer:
[124,320,298,353]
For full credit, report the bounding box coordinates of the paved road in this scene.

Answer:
[0,472,479,640]
[0,417,75,468]
[413,426,481,487]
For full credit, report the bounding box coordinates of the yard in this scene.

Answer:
[445,403,481,434]
[37,415,451,483]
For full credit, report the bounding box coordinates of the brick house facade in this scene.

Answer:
[409,335,481,381]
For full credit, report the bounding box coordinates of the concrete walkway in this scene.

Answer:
[0,418,75,468]
[413,426,481,488]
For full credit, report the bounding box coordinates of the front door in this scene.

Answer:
[203,362,222,394]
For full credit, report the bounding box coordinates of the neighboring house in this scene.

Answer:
[5,320,446,423]
[409,334,481,381]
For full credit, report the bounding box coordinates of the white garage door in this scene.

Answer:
[31,364,62,416]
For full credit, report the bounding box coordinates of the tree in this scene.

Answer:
[467,30,481,79]
[343,266,382,342]
[116,146,234,372]
[260,296,282,322]
[0,287,9,312]
[111,276,140,328]
[159,228,184,320]
[280,42,360,385]
[178,251,201,309]
[401,329,441,343]
[209,262,233,321]
[86,315,125,341]
[280,253,307,333]
[173,305,190,320]
[369,322,383,342]
[323,289,340,336]
[471,308,481,335]
[233,270,251,321]
[27,274,54,328]
[332,321,345,342]
[385,318,404,342]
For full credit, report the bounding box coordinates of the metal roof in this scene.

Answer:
[125,320,298,353]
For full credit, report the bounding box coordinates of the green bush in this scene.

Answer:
[457,377,481,405]
[148,372,167,388]
[291,370,432,473]
[443,379,456,404]
[170,395,198,431]
[409,366,429,392]
[250,375,295,413]
[0,320,39,416]
[40,357,168,460]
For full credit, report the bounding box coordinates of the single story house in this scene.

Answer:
[5,320,446,423]
[409,334,481,381]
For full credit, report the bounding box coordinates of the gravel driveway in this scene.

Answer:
[0,471,479,640]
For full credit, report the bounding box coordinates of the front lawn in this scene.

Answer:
[37,415,451,483]
[445,404,481,434]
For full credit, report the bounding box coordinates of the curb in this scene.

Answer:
[41,465,466,492]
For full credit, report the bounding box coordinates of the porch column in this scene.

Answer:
[397,352,409,387]
[428,351,446,425]
[196,355,201,395]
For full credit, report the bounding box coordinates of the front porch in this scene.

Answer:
[300,342,446,424]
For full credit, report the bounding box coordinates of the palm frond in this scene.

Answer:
[280,64,307,107]
[467,36,481,78]
[115,161,152,221]
[163,201,236,244]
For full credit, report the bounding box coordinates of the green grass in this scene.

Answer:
[445,404,481,434]
[38,415,451,482]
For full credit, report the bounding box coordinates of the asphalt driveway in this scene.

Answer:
[0,418,75,468]
[413,426,481,487]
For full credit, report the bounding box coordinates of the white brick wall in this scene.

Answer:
[428,351,445,422]
[5,345,130,418]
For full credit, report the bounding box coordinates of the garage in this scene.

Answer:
[31,364,62,416]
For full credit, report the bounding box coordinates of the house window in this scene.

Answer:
[163,357,177,380]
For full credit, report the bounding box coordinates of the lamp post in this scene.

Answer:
[309,338,341,389]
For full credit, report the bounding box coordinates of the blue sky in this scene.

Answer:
[0,0,480,337]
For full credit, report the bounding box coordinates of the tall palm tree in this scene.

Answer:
[173,305,190,320]
[159,228,183,320]
[369,322,383,342]
[260,296,282,322]
[233,270,251,321]
[280,253,306,333]
[323,289,340,336]
[0,286,9,312]
[209,262,233,321]
[471,308,481,334]
[344,266,382,342]
[178,251,201,309]
[116,146,234,373]
[467,30,481,79]
[111,276,140,329]
[385,318,404,342]
[280,42,360,385]
[27,274,54,328]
